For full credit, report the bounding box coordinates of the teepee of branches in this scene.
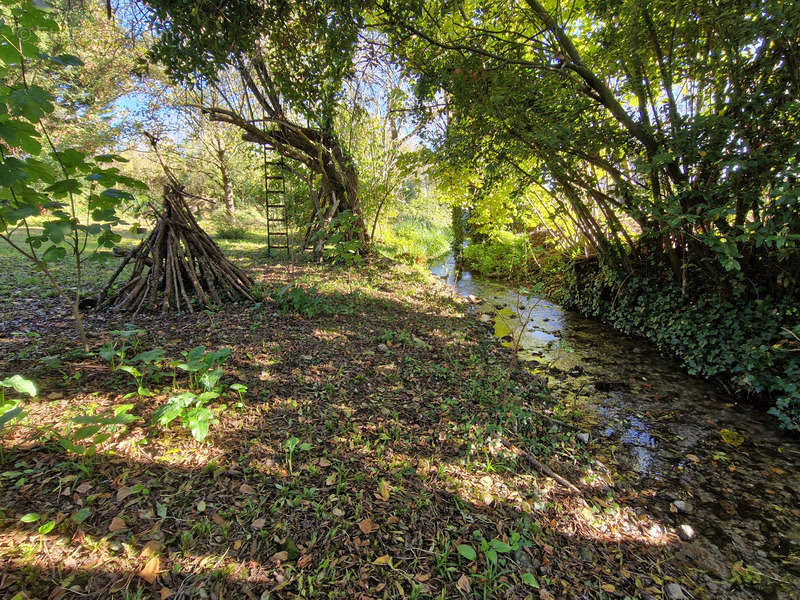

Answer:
[97,135,254,314]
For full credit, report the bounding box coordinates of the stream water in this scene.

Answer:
[432,254,800,599]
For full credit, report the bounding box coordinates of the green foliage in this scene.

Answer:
[562,262,800,430]
[0,0,145,349]
[0,374,36,432]
[320,211,364,265]
[152,391,220,443]
[57,404,139,457]
[463,232,537,279]
[215,224,249,241]
[284,436,312,475]
[273,284,330,318]
[150,345,233,442]
[384,0,800,294]
[379,216,450,264]
[146,0,361,130]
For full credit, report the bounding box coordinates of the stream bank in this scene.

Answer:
[433,254,800,599]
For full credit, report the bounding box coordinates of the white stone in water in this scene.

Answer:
[677,524,695,540]
[673,500,693,514]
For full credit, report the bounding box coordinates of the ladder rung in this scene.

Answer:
[265,175,284,180]
[265,161,284,166]
[266,204,286,208]
[265,190,282,194]
[269,246,289,249]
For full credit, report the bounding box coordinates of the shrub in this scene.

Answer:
[463,232,537,279]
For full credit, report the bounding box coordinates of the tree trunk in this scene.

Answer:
[218,149,236,223]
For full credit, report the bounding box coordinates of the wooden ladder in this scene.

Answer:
[264,153,290,259]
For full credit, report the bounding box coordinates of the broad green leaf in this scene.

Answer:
[72,507,91,524]
[38,520,55,534]
[489,539,512,553]
[20,513,40,523]
[1,375,36,396]
[457,544,476,561]
[0,406,25,430]
[41,244,66,262]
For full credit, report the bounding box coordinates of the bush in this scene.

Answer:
[562,262,800,430]
[463,232,536,279]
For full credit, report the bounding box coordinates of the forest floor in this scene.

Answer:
[0,233,798,600]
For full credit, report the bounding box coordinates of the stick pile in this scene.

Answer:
[98,185,254,314]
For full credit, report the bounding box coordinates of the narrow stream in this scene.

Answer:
[432,254,800,599]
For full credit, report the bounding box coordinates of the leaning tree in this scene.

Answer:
[143,0,369,254]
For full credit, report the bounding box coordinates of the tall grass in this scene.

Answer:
[377,216,451,264]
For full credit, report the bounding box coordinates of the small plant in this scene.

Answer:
[152,391,220,442]
[230,383,247,403]
[58,404,140,457]
[377,329,413,346]
[0,375,36,434]
[216,225,248,240]
[151,346,233,442]
[176,346,231,390]
[456,531,525,597]
[98,325,146,369]
[284,436,312,474]
[117,348,166,397]
[273,284,330,318]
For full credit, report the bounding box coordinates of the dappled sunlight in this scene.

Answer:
[2,257,799,599]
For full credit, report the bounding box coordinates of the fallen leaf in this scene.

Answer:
[332,507,345,517]
[251,518,266,530]
[141,541,163,558]
[318,458,331,467]
[233,540,243,550]
[601,584,615,593]
[373,554,391,565]
[414,573,431,583]
[539,590,554,600]
[116,486,133,502]
[325,474,337,486]
[297,554,313,568]
[456,574,471,593]
[108,517,127,532]
[160,588,173,600]
[377,480,391,501]
[239,483,256,495]
[211,512,226,527]
[358,518,377,535]
[139,556,160,584]
[386,515,400,525]
[271,550,289,562]
[720,428,744,447]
